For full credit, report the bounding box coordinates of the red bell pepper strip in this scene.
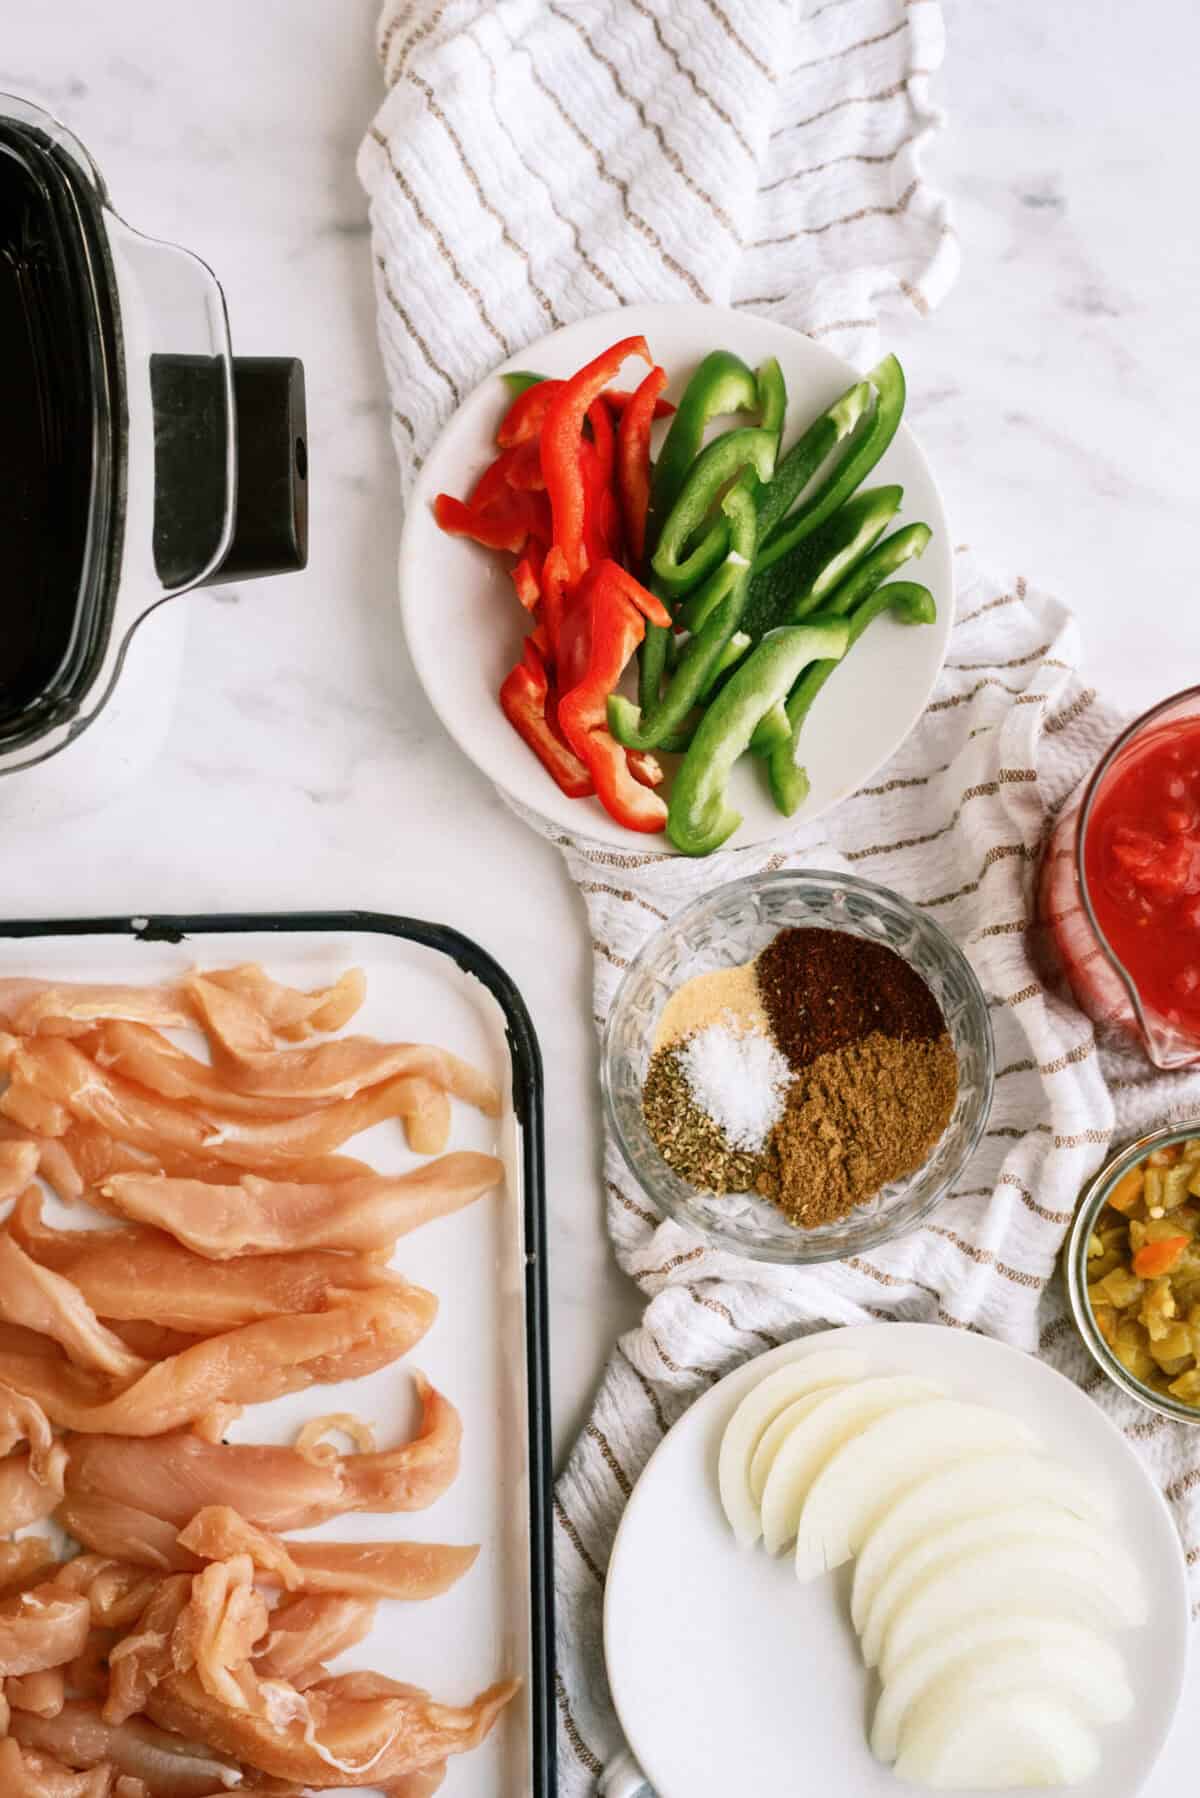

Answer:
[587,399,615,488]
[627,749,665,789]
[497,379,562,448]
[617,364,667,566]
[539,544,571,665]
[557,559,671,833]
[605,388,676,421]
[542,336,651,584]
[511,543,543,612]
[497,378,673,448]
[434,492,532,554]
[499,638,594,800]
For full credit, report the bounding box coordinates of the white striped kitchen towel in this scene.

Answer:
[360,5,1200,1793]
[361,0,956,485]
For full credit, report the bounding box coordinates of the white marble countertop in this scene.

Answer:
[1,1,1197,1787]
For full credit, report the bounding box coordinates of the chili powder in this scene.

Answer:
[756,925,945,1073]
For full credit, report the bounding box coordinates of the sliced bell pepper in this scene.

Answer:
[469,440,544,511]
[610,482,757,752]
[498,379,562,447]
[666,620,849,856]
[500,369,546,398]
[755,356,788,440]
[511,544,544,612]
[755,377,873,542]
[742,483,903,638]
[757,582,937,815]
[542,336,650,583]
[627,749,665,789]
[539,544,571,664]
[434,491,541,555]
[649,348,760,536]
[558,560,671,833]
[650,428,777,597]
[605,388,675,421]
[617,364,668,567]
[754,354,907,575]
[499,638,594,799]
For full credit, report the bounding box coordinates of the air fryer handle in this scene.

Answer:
[201,357,308,586]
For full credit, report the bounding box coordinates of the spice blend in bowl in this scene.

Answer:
[641,924,959,1230]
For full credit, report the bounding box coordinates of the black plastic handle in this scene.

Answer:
[204,356,308,585]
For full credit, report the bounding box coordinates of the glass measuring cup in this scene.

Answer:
[1038,687,1200,1069]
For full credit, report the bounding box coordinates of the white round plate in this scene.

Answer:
[400,303,953,852]
[604,1322,1189,1798]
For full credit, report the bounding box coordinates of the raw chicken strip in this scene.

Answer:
[0,1234,148,1381]
[106,1563,265,1726]
[178,1508,479,1598]
[199,964,367,1039]
[66,1373,462,1528]
[0,1536,59,1596]
[0,1446,69,1530]
[0,1139,39,1198]
[11,1190,405,1336]
[11,1701,244,1795]
[0,1738,113,1798]
[254,1596,377,1681]
[52,1557,163,1631]
[0,1121,86,1203]
[58,1121,373,1193]
[144,1665,520,1786]
[0,981,191,1038]
[103,1153,503,1257]
[13,1038,446,1170]
[8,1664,66,1715]
[57,1492,226,1572]
[187,981,500,1112]
[0,1380,61,1477]
[95,1024,337,1120]
[382,1767,447,1798]
[0,1582,90,1675]
[0,1287,436,1435]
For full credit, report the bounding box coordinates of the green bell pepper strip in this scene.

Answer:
[638,354,777,705]
[648,349,759,534]
[754,354,907,575]
[677,544,753,635]
[755,377,873,543]
[500,370,546,396]
[762,582,937,815]
[755,356,787,439]
[610,485,758,751]
[666,620,850,856]
[741,483,903,639]
[651,428,776,598]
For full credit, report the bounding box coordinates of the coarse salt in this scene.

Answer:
[676,1017,790,1153]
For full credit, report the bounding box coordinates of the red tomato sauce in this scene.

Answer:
[1083,717,1200,1038]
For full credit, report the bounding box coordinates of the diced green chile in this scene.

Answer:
[762,583,937,815]
[610,486,758,751]
[651,428,776,597]
[666,620,849,856]
[741,484,903,638]
[500,369,546,396]
[754,354,907,575]
[649,349,759,535]
[755,378,873,543]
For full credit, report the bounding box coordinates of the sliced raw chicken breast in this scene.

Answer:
[101,1153,504,1256]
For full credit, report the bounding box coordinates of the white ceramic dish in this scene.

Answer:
[604,1322,1188,1798]
[1,913,551,1798]
[399,302,954,853]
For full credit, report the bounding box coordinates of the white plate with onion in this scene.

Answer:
[399,302,953,853]
[603,1322,1188,1797]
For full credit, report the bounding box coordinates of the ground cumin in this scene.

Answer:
[758,1029,959,1227]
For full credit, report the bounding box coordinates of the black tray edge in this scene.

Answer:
[0,907,556,1798]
